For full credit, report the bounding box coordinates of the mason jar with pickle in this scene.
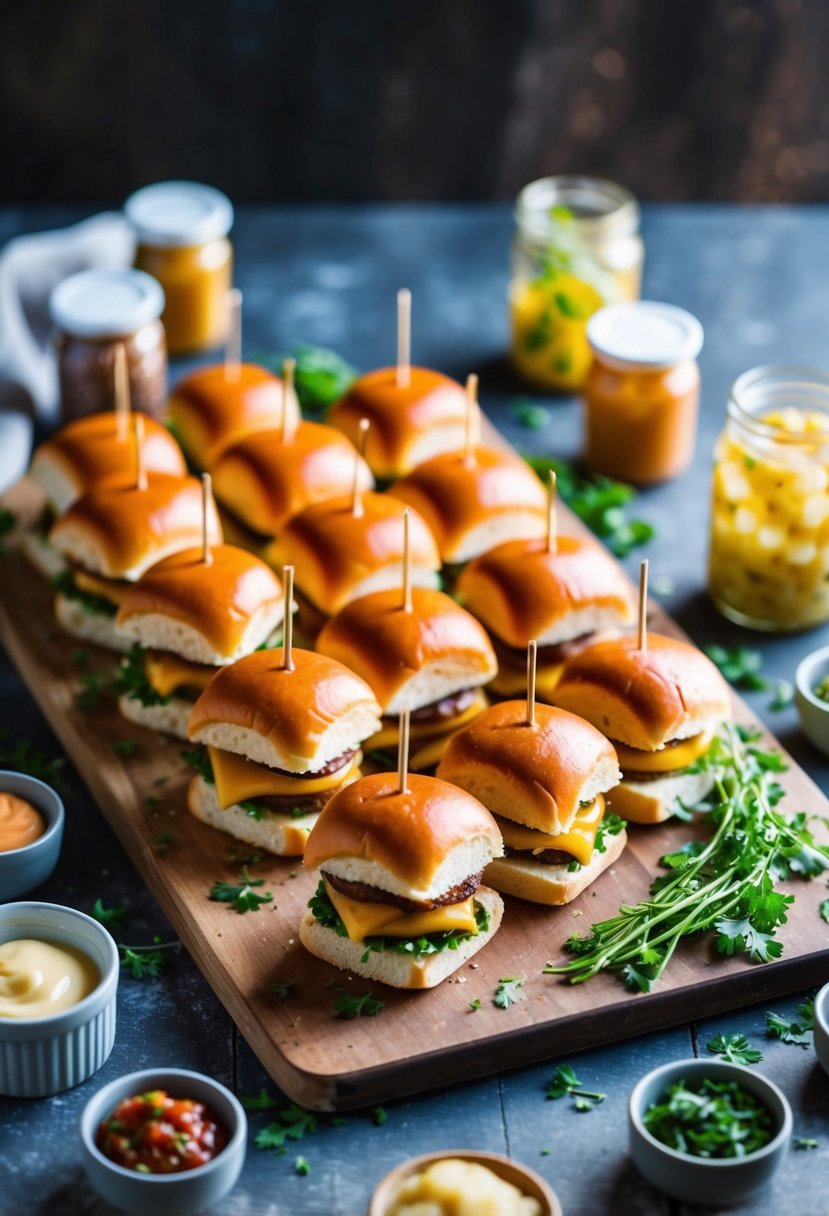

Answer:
[708,366,829,631]
[509,176,643,393]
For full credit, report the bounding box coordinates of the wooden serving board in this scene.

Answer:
[2,469,828,1112]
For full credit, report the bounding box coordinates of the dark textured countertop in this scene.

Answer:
[0,203,828,1215]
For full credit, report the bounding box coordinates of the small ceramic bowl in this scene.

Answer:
[814,983,829,1078]
[0,900,119,1096]
[0,770,64,901]
[79,1067,247,1216]
[795,645,829,757]
[629,1058,792,1205]
[369,1150,563,1216]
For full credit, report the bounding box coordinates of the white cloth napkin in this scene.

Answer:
[0,212,134,492]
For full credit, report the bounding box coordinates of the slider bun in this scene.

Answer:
[328,366,474,480]
[188,775,332,858]
[20,530,67,580]
[458,535,635,647]
[609,769,718,825]
[436,701,620,835]
[30,412,186,513]
[316,586,497,713]
[116,544,284,664]
[389,446,548,564]
[484,827,627,906]
[187,648,382,773]
[49,474,223,581]
[118,693,192,740]
[299,885,503,989]
[304,771,503,903]
[553,633,732,751]
[167,363,299,469]
[211,421,373,537]
[54,594,132,653]
[269,493,441,614]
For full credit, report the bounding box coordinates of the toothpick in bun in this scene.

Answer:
[552,633,732,824]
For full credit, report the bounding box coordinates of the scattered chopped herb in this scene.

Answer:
[468,998,482,1012]
[181,746,214,784]
[0,730,66,788]
[241,1088,279,1111]
[71,648,89,668]
[766,999,814,1047]
[145,795,162,809]
[703,644,767,692]
[119,942,178,980]
[706,1033,763,1066]
[254,1104,317,1150]
[258,344,358,415]
[820,898,829,924]
[330,985,385,1019]
[209,867,274,914]
[267,981,295,999]
[52,569,117,617]
[294,1155,311,1176]
[794,1137,819,1150]
[114,644,171,707]
[372,1107,388,1126]
[769,679,794,712]
[545,1064,605,1109]
[91,898,127,928]
[594,812,626,854]
[0,506,17,555]
[76,672,110,711]
[643,1077,774,1159]
[493,976,526,1009]
[510,400,551,430]
[153,833,175,856]
[111,739,139,758]
[545,725,828,990]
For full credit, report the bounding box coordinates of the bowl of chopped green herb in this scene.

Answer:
[629,1058,792,1204]
[795,645,829,757]
[814,983,829,1078]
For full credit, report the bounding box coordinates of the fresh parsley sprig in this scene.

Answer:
[209,867,274,914]
[545,1064,605,1111]
[544,725,828,991]
[703,645,794,713]
[330,985,385,1020]
[706,1033,763,1066]
[766,999,814,1047]
[493,976,526,1009]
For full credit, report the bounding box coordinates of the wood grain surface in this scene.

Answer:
[1,469,827,1113]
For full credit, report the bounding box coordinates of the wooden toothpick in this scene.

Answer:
[397,708,411,795]
[526,640,538,727]
[352,418,370,517]
[402,507,412,613]
[546,470,557,554]
[464,373,478,465]
[114,344,130,441]
[201,473,213,565]
[637,559,649,652]
[224,288,243,382]
[133,414,147,492]
[282,565,295,672]
[396,288,411,389]
[281,357,297,443]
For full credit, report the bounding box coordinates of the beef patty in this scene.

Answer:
[322,869,483,913]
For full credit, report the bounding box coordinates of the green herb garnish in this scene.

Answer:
[493,976,526,1009]
[76,672,110,711]
[114,644,171,707]
[331,985,385,1020]
[511,400,551,430]
[795,1137,819,1149]
[594,812,626,854]
[52,569,117,617]
[522,454,654,557]
[294,1155,311,1176]
[0,730,65,788]
[704,646,793,713]
[766,999,814,1047]
[468,998,482,1012]
[91,898,127,928]
[643,1077,774,1159]
[706,1033,763,1066]
[267,981,294,999]
[258,344,358,415]
[181,746,214,783]
[119,942,178,980]
[111,739,139,758]
[209,867,274,913]
[545,1064,605,1110]
[820,898,829,924]
[372,1107,388,1126]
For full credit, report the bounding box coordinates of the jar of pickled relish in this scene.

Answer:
[126,181,234,356]
[509,176,643,393]
[708,367,829,631]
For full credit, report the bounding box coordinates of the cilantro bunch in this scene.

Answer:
[545,725,828,992]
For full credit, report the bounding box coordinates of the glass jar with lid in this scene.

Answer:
[708,366,829,632]
[50,269,167,422]
[509,175,644,393]
[583,301,703,485]
[125,181,234,356]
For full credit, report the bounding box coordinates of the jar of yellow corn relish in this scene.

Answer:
[708,366,829,631]
[509,176,643,393]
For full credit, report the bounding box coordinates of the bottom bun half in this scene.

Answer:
[483,828,627,906]
[118,693,193,740]
[187,775,321,857]
[608,769,716,825]
[55,593,131,653]
[298,885,504,990]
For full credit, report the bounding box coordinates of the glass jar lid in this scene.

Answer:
[587,301,703,371]
[124,180,234,247]
[50,269,165,339]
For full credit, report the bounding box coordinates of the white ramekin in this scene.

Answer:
[0,901,119,1097]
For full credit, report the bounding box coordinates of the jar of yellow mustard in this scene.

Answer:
[509,176,643,393]
[709,367,829,631]
[125,181,234,356]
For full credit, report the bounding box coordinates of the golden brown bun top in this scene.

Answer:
[271,492,441,613]
[316,587,497,711]
[457,535,635,647]
[328,366,471,478]
[31,412,186,505]
[211,421,374,536]
[116,544,283,657]
[552,633,732,751]
[437,700,619,832]
[389,446,548,561]
[167,363,298,469]
[49,473,223,579]
[303,771,501,886]
[187,648,380,765]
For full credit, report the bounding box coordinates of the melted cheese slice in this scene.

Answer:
[74,570,127,606]
[495,795,605,866]
[324,879,478,943]
[615,731,713,774]
[145,653,216,698]
[208,745,360,810]
[364,687,489,752]
[488,663,563,700]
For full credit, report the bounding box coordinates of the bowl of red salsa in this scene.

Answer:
[79,1068,246,1216]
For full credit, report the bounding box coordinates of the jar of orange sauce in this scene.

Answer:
[583,301,704,485]
[125,181,234,356]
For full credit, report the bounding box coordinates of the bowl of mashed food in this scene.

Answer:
[0,770,65,901]
[370,1151,563,1216]
[0,900,119,1096]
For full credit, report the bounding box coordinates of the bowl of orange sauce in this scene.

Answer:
[0,770,64,901]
